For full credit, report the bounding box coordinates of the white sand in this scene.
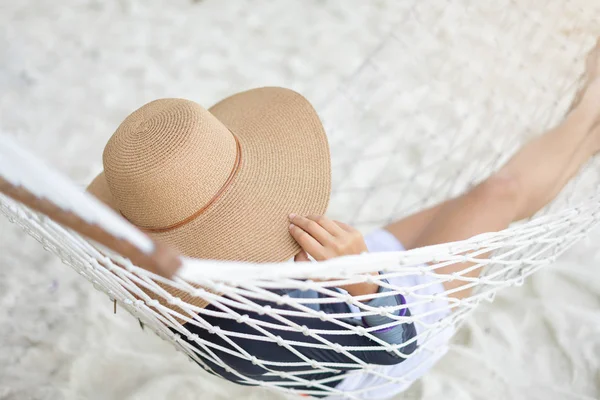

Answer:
[1,1,600,399]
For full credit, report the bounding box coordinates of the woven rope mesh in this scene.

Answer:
[2,2,600,399]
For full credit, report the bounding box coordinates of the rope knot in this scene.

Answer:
[259,305,272,316]
[275,336,285,347]
[236,314,250,324]
[168,297,182,306]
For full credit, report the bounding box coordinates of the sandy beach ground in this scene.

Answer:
[1,1,600,399]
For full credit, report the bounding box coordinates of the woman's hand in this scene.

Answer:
[289,214,378,297]
[288,214,367,261]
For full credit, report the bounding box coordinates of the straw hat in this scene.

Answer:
[88,87,331,266]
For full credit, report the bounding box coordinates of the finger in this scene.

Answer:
[306,215,345,237]
[289,214,333,246]
[294,250,310,262]
[334,220,355,232]
[289,223,326,260]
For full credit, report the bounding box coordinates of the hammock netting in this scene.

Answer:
[2,3,600,399]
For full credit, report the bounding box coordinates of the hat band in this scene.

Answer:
[123,134,242,233]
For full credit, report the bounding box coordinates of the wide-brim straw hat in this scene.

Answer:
[88,87,331,269]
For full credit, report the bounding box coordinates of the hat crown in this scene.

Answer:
[103,98,237,229]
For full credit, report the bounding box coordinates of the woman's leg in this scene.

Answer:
[385,40,600,299]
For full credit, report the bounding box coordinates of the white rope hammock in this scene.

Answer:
[2,6,599,399]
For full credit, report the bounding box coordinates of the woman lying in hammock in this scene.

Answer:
[88,40,600,398]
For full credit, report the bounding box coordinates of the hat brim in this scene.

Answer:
[88,87,331,265]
